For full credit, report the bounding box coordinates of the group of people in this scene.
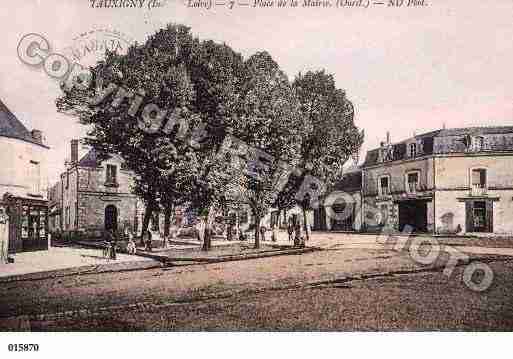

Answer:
[287,220,309,247]
[104,227,154,259]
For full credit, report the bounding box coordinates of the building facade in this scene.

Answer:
[312,168,363,232]
[53,140,139,238]
[362,127,513,235]
[0,99,49,252]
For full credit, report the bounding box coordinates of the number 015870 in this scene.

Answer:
[8,344,39,352]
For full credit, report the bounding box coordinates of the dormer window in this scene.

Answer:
[105,164,118,186]
[473,136,485,151]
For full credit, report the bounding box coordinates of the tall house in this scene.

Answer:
[362,127,513,235]
[0,99,49,252]
[57,140,139,237]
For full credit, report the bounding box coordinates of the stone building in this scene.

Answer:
[362,127,513,235]
[312,167,363,232]
[54,140,140,237]
[0,99,49,252]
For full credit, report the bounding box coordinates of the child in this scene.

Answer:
[126,230,137,255]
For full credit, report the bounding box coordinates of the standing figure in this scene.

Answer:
[0,208,9,264]
[126,228,137,255]
[260,226,266,242]
[287,220,294,242]
[196,217,205,243]
[271,225,278,242]
[294,221,304,247]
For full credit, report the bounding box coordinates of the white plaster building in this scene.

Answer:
[0,99,49,252]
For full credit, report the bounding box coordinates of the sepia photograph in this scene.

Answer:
[0,0,512,355]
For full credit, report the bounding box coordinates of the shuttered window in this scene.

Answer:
[471,169,486,188]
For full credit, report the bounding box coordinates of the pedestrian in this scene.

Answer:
[106,229,117,260]
[260,226,266,242]
[196,217,205,243]
[271,224,278,242]
[126,228,136,255]
[294,221,303,247]
[287,221,293,242]
[0,208,9,264]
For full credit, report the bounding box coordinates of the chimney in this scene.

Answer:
[31,129,43,144]
[386,131,391,144]
[71,139,79,164]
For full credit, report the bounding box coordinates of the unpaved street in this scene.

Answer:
[1,233,512,331]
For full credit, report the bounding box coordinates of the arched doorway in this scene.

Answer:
[105,205,118,232]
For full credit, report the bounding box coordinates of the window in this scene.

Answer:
[407,172,420,193]
[409,143,417,158]
[471,168,487,195]
[473,136,485,151]
[66,171,69,189]
[379,176,390,196]
[379,204,388,226]
[471,169,487,189]
[28,161,41,195]
[106,164,117,185]
[473,201,487,230]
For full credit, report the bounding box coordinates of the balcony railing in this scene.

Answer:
[379,187,390,197]
[407,182,419,194]
[471,184,487,196]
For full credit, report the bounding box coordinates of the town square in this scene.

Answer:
[1,0,513,346]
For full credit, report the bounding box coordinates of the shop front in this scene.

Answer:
[3,194,48,253]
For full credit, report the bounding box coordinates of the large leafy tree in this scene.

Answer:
[283,70,364,239]
[227,52,307,249]
[180,38,246,250]
[57,24,247,250]
[56,24,202,236]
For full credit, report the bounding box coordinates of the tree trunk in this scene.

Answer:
[235,212,240,240]
[302,206,310,241]
[163,204,174,238]
[141,205,153,245]
[254,214,261,249]
[202,206,215,251]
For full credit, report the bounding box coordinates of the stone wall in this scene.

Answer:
[77,192,137,234]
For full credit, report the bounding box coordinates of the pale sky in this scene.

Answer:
[1,0,513,186]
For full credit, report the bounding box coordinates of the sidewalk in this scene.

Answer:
[0,246,159,282]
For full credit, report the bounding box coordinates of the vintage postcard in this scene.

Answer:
[0,0,512,354]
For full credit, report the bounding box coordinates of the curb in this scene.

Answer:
[139,246,317,265]
[0,259,162,284]
[0,247,316,284]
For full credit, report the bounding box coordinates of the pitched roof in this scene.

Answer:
[77,148,127,169]
[333,168,362,192]
[78,148,100,167]
[363,126,513,166]
[0,99,32,141]
[436,126,513,137]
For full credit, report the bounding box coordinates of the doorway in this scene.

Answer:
[398,200,428,232]
[466,200,493,233]
[105,205,118,232]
